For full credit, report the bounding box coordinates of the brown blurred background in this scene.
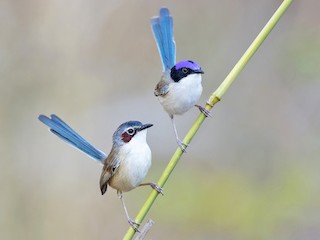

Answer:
[1,0,320,239]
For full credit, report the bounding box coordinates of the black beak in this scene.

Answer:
[194,69,204,74]
[139,123,153,131]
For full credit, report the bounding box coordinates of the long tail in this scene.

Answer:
[151,7,176,72]
[38,114,107,162]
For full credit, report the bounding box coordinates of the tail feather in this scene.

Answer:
[151,8,176,72]
[38,114,107,162]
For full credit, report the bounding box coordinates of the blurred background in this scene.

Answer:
[1,0,320,239]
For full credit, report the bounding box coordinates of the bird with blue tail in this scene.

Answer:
[151,8,210,152]
[38,114,162,232]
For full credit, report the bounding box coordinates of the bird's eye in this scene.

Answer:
[182,67,188,73]
[127,128,135,135]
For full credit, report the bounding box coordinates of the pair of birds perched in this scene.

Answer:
[39,8,208,232]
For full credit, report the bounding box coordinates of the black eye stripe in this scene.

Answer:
[171,66,192,82]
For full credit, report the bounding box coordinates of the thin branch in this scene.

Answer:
[123,0,293,239]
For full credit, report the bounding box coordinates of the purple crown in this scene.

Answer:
[174,60,202,72]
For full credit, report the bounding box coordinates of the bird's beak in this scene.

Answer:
[194,69,204,74]
[139,123,153,131]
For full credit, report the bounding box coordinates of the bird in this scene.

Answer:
[151,8,210,152]
[38,114,162,232]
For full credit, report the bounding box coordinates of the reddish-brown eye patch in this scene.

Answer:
[121,132,133,143]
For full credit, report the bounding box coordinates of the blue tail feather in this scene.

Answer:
[38,114,107,162]
[151,7,176,72]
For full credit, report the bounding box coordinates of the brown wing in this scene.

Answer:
[99,147,120,195]
[154,79,170,96]
[154,73,172,96]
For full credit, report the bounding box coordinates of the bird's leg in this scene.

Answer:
[195,103,212,117]
[117,191,140,232]
[139,182,164,195]
[170,115,188,152]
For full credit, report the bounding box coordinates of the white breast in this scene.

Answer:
[109,130,151,192]
[158,74,203,115]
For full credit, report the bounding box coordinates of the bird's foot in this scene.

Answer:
[177,138,189,153]
[195,104,212,117]
[128,218,141,232]
[150,182,164,195]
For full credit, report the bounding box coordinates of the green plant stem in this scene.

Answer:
[123,0,293,239]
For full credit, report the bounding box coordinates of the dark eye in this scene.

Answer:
[127,128,135,135]
[182,67,188,73]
